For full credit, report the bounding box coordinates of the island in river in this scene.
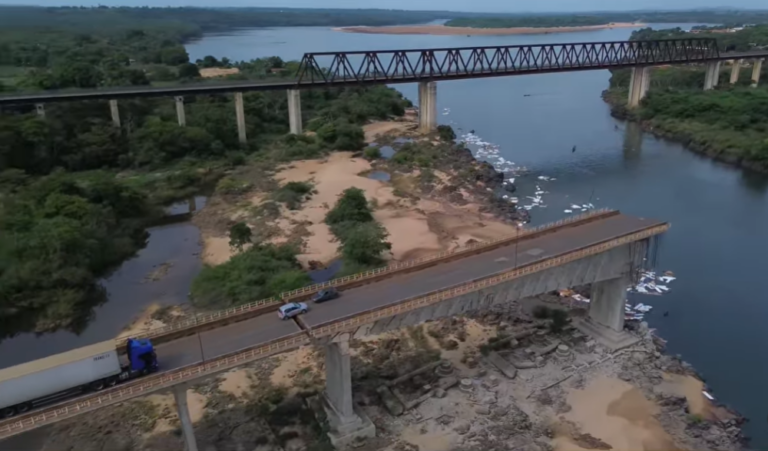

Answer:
[335,22,644,36]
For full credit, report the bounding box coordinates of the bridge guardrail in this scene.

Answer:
[116,208,617,348]
[0,220,669,438]
[309,223,670,338]
[0,332,309,438]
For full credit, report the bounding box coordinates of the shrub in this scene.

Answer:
[215,176,251,195]
[363,146,382,160]
[272,181,314,210]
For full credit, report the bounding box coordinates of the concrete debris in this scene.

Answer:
[486,351,518,379]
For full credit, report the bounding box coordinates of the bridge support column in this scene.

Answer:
[175,96,186,127]
[418,81,437,133]
[575,276,639,351]
[627,66,651,108]
[109,99,121,128]
[173,385,199,451]
[35,103,45,119]
[234,92,247,144]
[287,89,302,134]
[704,61,721,90]
[751,59,762,88]
[323,333,375,447]
[730,59,743,84]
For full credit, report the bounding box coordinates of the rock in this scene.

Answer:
[475,405,491,415]
[433,388,447,398]
[437,414,454,425]
[459,378,474,393]
[454,422,471,435]
[618,371,633,382]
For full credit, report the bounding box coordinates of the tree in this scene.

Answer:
[437,125,456,142]
[326,187,373,225]
[229,222,252,251]
[340,222,391,265]
[178,62,200,79]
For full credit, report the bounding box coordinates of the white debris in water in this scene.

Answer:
[629,270,676,296]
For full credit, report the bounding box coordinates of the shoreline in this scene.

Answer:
[334,22,644,36]
[602,89,768,174]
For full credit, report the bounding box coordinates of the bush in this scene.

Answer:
[216,176,251,195]
[340,222,391,265]
[190,243,311,309]
[363,146,382,160]
[272,181,314,210]
[437,125,456,142]
[325,187,373,225]
[229,222,252,251]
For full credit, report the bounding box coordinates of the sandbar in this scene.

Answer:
[334,23,644,36]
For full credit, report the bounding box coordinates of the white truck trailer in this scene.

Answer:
[0,338,158,418]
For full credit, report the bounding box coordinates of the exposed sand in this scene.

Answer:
[558,375,681,451]
[198,120,518,272]
[335,23,643,36]
[147,389,208,434]
[270,346,318,387]
[199,67,240,78]
[218,369,253,398]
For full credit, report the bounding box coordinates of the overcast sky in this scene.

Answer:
[0,0,763,13]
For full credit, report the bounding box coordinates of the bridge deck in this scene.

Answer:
[144,213,661,374]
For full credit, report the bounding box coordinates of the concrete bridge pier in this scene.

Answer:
[752,59,763,88]
[627,66,651,108]
[109,99,121,128]
[173,384,199,451]
[287,89,302,134]
[418,81,437,133]
[730,59,743,84]
[35,103,45,119]
[576,276,638,350]
[704,61,721,90]
[234,92,247,144]
[323,333,375,447]
[175,96,187,126]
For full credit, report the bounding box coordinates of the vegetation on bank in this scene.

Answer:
[631,26,768,51]
[326,188,392,271]
[0,45,411,337]
[444,10,768,30]
[605,25,768,170]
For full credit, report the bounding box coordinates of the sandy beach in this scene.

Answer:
[334,22,644,36]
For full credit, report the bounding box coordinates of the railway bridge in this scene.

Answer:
[0,209,669,449]
[1,38,766,141]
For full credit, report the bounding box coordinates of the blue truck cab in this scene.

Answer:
[125,338,159,374]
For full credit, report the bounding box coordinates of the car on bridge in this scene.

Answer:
[278,302,308,320]
[312,287,339,303]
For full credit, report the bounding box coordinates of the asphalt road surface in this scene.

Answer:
[152,213,663,372]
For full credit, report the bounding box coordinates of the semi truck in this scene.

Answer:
[0,338,158,418]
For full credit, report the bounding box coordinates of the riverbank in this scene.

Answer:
[602,88,768,174]
[193,115,524,275]
[334,22,643,36]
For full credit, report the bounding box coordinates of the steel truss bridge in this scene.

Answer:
[0,38,766,105]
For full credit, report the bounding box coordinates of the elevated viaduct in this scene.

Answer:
[0,209,669,449]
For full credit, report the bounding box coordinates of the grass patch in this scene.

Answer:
[272,180,315,210]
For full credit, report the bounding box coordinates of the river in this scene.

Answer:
[189,24,768,446]
[3,22,767,449]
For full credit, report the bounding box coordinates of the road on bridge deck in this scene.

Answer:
[149,213,663,373]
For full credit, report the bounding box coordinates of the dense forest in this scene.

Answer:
[604,25,768,171]
[445,10,768,29]
[0,6,422,339]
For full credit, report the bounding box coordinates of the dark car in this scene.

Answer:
[312,287,339,303]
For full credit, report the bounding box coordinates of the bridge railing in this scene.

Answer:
[116,208,617,346]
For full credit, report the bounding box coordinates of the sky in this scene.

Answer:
[0,0,764,13]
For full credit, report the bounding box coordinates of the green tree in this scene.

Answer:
[326,187,373,225]
[340,222,391,265]
[229,222,252,251]
[177,62,200,79]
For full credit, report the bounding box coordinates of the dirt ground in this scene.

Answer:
[196,118,519,268]
[199,67,240,78]
[334,23,643,36]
